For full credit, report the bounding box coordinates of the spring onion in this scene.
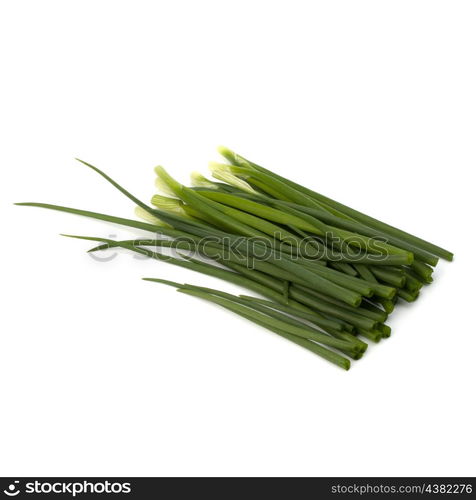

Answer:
[16,146,453,370]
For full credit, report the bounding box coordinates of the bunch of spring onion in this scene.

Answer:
[16,147,453,370]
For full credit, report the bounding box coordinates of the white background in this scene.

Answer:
[1,0,475,477]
